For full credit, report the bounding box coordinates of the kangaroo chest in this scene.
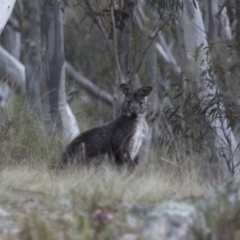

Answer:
[128,119,148,159]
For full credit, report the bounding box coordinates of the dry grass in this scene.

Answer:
[0,163,208,208]
[0,96,211,208]
[0,99,216,239]
[0,162,209,239]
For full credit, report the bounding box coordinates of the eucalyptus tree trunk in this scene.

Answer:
[139,41,158,164]
[82,0,137,118]
[0,2,24,97]
[1,2,21,59]
[176,0,240,178]
[117,0,135,83]
[23,0,42,118]
[138,4,159,164]
[0,1,22,108]
[235,0,240,48]
[0,0,16,107]
[0,46,25,93]
[203,0,232,43]
[40,0,79,141]
[0,0,16,34]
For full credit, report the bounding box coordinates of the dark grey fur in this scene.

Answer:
[56,84,152,172]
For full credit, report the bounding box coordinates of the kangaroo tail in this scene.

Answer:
[56,136,82,174]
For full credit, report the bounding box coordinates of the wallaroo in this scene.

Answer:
[56,83,152,172]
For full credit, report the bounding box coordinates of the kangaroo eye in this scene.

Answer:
[140,101,144,106]
[126,100,131,105]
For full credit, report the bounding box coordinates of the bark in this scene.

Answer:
[65,61,113,106]
[156,32,182,75]
[0,0,17,107]
[22,0,42,118]
[0,84,11,108]
[139,41,158,164]
[202,0,238,179]
[0,0,16,34]
[236,0,240,48]
[0,0,22,108]
[0,46,25,93]
[203,0,232,44]
[118,0,135,83]
[1,4,21,59]
[40,0,79,141]
[176,0,240,178]
[203,0,219,43]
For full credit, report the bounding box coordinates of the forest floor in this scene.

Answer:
[0,163,213,239]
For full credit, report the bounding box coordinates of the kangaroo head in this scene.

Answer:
[120,84,152,119]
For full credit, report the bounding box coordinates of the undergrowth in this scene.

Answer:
[0,96,229,239]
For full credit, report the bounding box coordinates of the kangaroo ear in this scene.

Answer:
[139,86,152,97]
[120,84,132,95]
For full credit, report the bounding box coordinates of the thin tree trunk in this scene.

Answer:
[40,0,79,141]
[203,0,232,44]
[23,0,42,118]
[203,0,219,43]
[118,0,135,83]
[236,0,240,49]
[139,41,158,164]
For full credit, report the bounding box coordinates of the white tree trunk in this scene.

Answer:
[139,41,158,164]
[40,0,79,142]
[0,0,15,34]
[177,0,240,177]
[0,46,25,93]
[0,2,22,108]
[0,84,11,108]
[0,0,16,106]
[203,0,232,43]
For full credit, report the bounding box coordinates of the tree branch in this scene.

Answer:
[0,0,16,34]
[65,61,113,106]
[82,0,113,54]
[0,46,25,93]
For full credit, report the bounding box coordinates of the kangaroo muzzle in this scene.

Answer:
[130,112,138,119]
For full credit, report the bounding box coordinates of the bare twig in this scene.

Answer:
[82,0,113,54]
[135,28,160,74]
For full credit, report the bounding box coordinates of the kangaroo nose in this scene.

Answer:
[130,112,138,119]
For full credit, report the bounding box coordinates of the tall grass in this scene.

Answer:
[0,95,211,205]
[0,96,217,239]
